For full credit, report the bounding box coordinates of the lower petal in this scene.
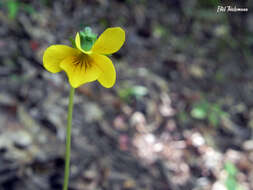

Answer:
[90,54,116,88]
[43,45,79,73]
[60,55,101,88]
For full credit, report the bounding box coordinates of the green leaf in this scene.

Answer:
[153,25,166,38]
[118,87,132,102]
[225,162,238,190]
[225,162,237,176]
[21,4,35,14]
[131,86,148,98]
[226,176,237,190]
[7,0,19,19]
[191,107,207,119]
[208,111,219,127]
[191,101,209,119]
[117,85,148,102]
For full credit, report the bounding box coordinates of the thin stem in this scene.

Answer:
[63,86,75,190]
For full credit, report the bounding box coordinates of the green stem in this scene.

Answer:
[63,86,75,190]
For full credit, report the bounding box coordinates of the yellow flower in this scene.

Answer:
[43,27,125,88]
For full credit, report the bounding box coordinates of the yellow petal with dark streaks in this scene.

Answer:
[43,45,79,73]
[60,54,101,88]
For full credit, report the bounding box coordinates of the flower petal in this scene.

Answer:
[60,54,101,88]
[92,27,125,55]
[43,45,79,73]
[90,54,116,88]
[75,32,91,54]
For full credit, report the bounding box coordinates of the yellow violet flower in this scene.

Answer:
[43,27,125,88]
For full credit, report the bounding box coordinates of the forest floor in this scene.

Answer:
[0,0,253,190]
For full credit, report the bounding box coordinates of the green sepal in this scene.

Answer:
[69,37,76,48]
[79,27,97,51]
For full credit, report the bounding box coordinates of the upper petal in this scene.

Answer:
[90,54,116,88]
[75,32,91,54]
[60,54,101,88]
[43,45,79,73]
[91,27,125,55]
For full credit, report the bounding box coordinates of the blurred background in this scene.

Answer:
[0,0,253,189]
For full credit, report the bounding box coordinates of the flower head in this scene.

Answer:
[43,27,125,88]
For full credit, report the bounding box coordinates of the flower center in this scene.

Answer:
[73,53,91,71]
